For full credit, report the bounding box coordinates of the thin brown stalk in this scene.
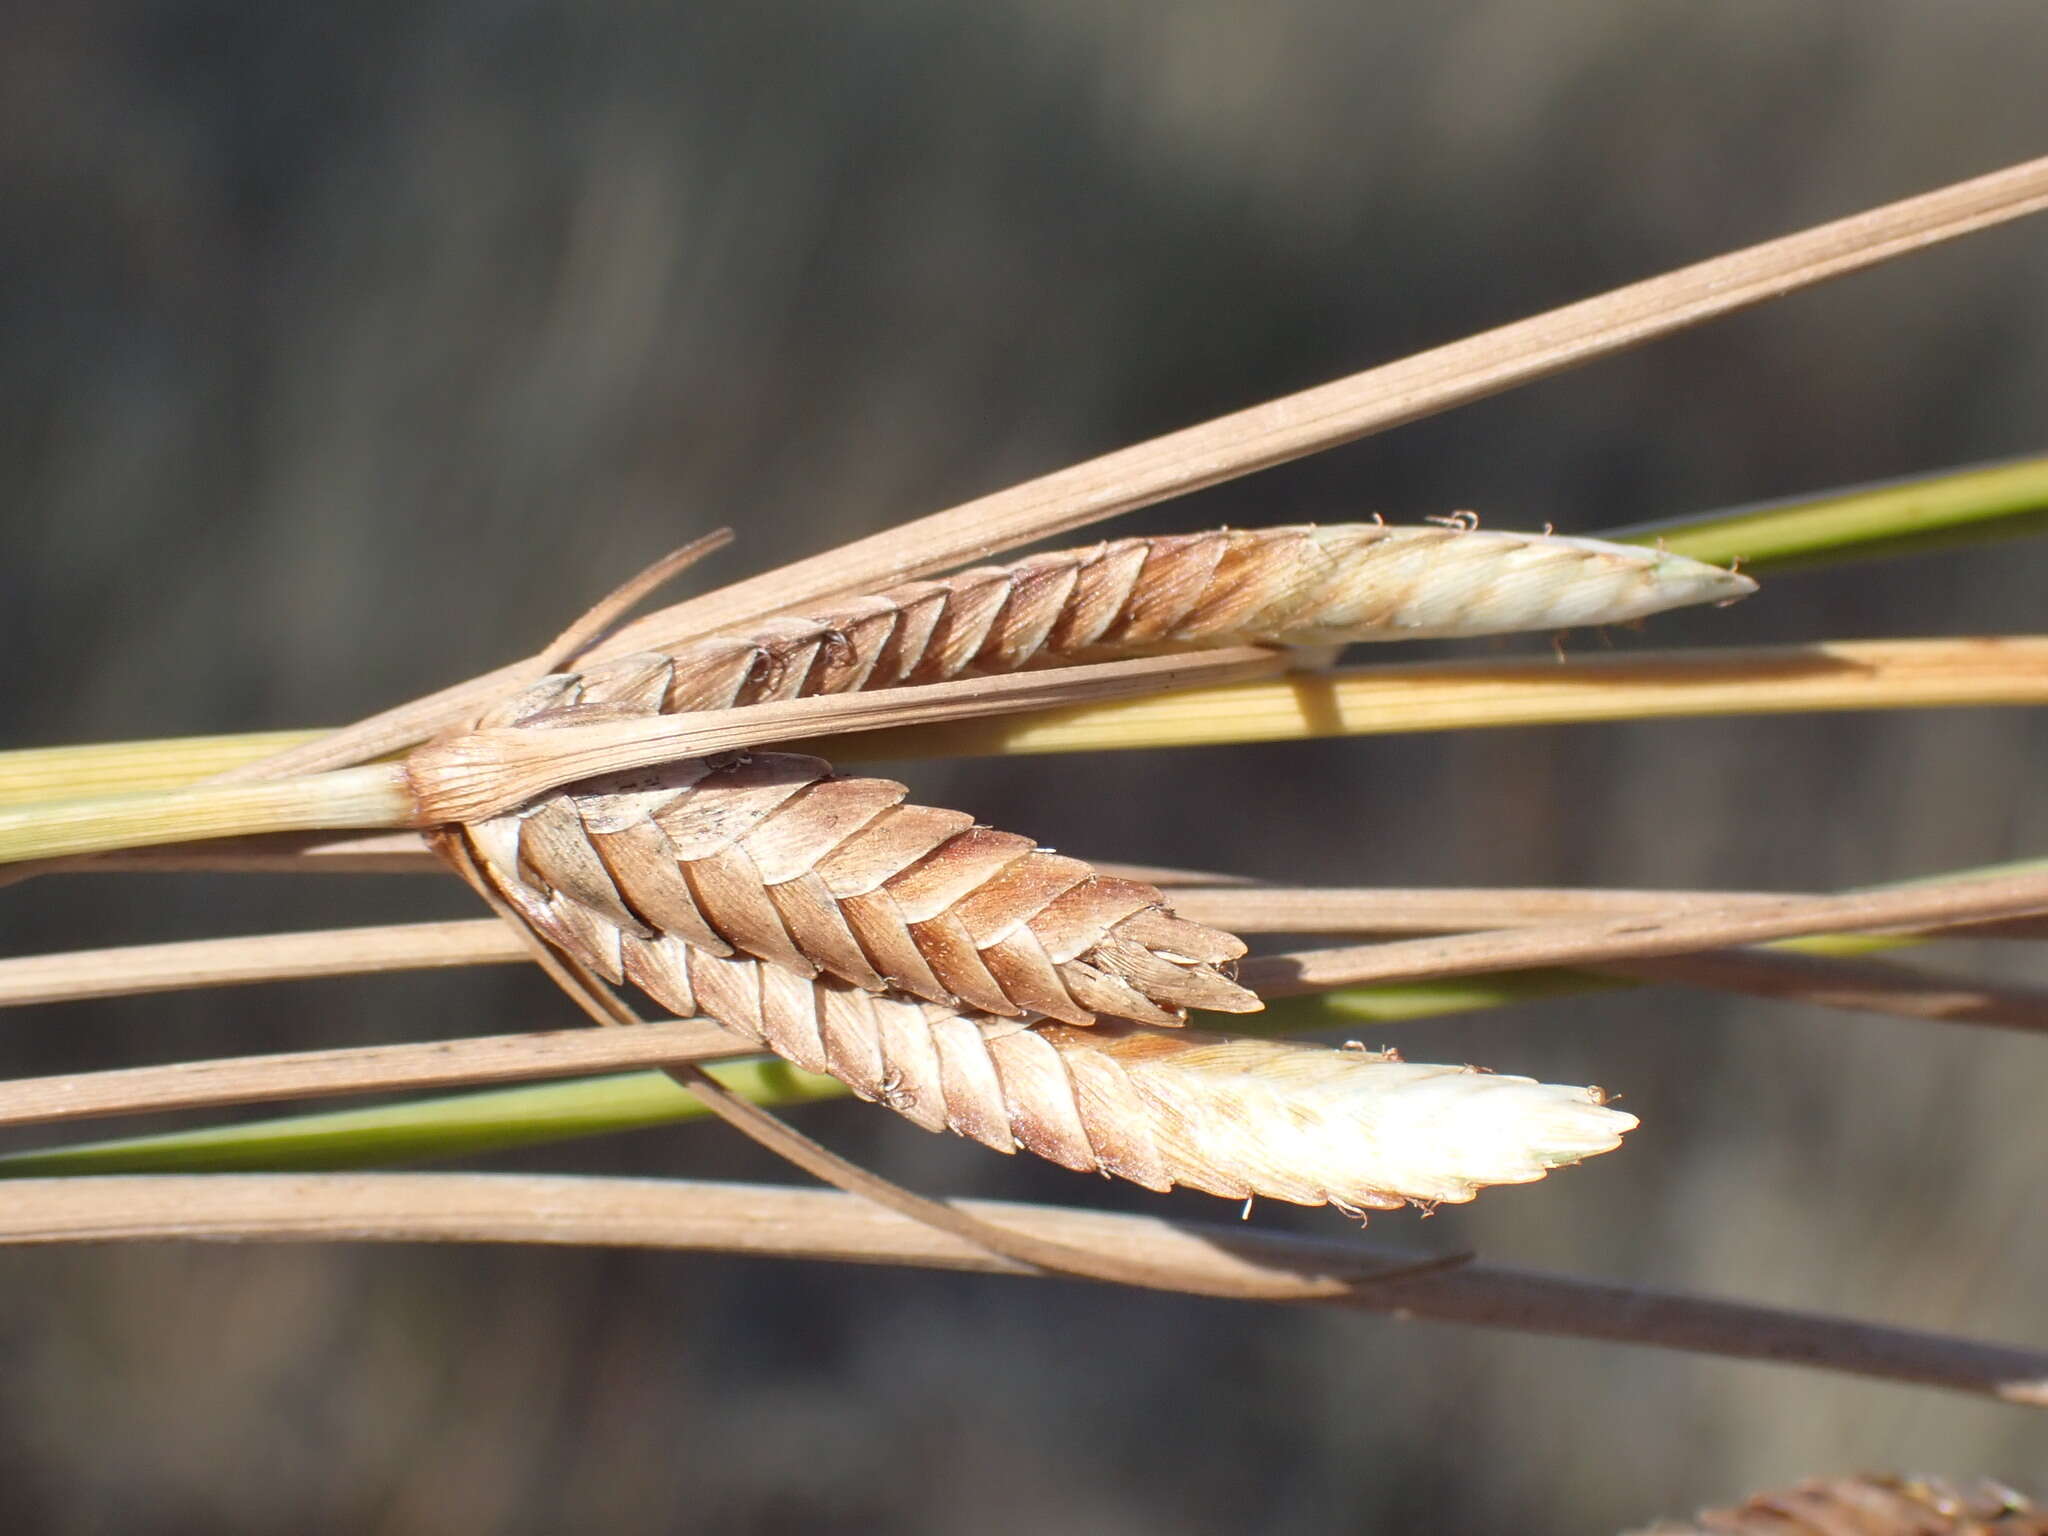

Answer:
[406,645,1285,824]
[0,948,2035,1152]
[218,155,2048,782]
[1242,872,2048,995]
[1606,950,2048,1034]
[601,158,2047,653]
[1172,886,1823,932]
[1,1173,2042,1407]
[0,1019,744,1127]
[68,830,444,874]
[0,920,530,1007]
[2,953,2035,1140]
[533,529,736,671]
[37,836,1255,887]
[5,894,2038,1014]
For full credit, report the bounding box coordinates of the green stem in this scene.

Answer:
[0,766,412,866]
[1603,453,2048,570]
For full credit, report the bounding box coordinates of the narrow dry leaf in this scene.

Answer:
[228,148,2048,786]
[0,1019,744,1126]
[405,644,1284,824]
[6,1175,2045,1407]
[1240,870,2048,994]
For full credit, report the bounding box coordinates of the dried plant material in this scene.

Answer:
[451,751,1259,1027]
[849,636,2048,762]
[1019,1024,1633,1208]
[407,645,1286,824]
[22,634,2036,822]
[8,1174,2047,1408]
[1602,948,2048,1033]
[1240,869,2048,995]
[20,633,2048,866]
[449,814,1622,1214]
[409,524,1746,827]
[0,1019,743,1127]
[1631,1475,2046,1535]
[206,155,2048,785]
[0,731,321,808]
[590,159,2048,663]
[402,916,1625,1209]
[489,524,1751,726]
[0,762,413,868]
[12,902,2048,1038]
[0,919,530,1008]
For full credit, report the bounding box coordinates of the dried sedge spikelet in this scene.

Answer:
[482,523,1755,725]
[459,925,1631,1210]
[1629,1475,2045,1536]
[1022,1023,1635,1209]
[454,751,1259,1027]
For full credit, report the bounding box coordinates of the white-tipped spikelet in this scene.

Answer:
[1032,1026,1637,1210]
[480,522,1754,729]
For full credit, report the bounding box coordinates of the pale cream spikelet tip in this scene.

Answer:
[1290,1058,1640,1207]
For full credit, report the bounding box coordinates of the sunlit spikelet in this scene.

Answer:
[1024,1023,1635,1208]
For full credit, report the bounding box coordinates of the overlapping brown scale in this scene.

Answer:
[479,527,1326,736]
[457,751,1257,1027]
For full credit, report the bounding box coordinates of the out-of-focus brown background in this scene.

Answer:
[4,4,2045,1531]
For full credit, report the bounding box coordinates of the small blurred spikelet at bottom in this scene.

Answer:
[1628,1475,2047,1536]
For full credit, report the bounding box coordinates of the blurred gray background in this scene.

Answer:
[4,3,2046,1531]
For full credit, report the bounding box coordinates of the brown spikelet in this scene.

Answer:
[1631,1476,2046,1536]
[476,524,1751,729]
[420,925,1627,1211]
[452,751,1258,1027]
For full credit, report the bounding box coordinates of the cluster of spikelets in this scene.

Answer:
[438,521,1754,1213]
